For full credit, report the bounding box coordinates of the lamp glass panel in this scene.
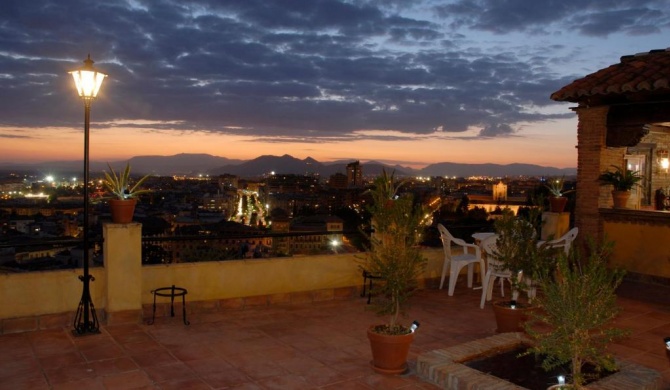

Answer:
[70,70,106,98]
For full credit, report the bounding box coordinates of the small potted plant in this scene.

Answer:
[489,207,550,332]
[103,162,151,223]
[524,239,629,389]
[597,165,642,208]
[545,176,574,213]
[363,169,427,374]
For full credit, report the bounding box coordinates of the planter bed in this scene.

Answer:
[417,333,662,389]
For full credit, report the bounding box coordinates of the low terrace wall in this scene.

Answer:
[0,223,444,334]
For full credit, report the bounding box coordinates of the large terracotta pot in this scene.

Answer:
[492,301,534,333]
[611,190,630,209]
[109,199,137,223]
[367,326,414,375]
[548,196,568,213]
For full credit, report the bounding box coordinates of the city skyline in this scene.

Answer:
[0,1,668,169]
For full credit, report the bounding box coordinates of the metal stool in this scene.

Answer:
[149,285,189,325]
[361,270,382,304]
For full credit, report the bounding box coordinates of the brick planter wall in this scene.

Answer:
[417,332,662,389]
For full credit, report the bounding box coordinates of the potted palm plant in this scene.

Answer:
[597,165,642,208]
[364,169,427,374]
[103,162,151,223]
[524,239,629,389]
[545,176,574,213]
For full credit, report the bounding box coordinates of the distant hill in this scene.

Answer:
[419,162,575,177]
[0,153,576,178]
[126,154,243,175]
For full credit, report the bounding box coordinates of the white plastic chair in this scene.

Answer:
[479,234,514,308]
[538,227,578,255]
[438,224,485,296]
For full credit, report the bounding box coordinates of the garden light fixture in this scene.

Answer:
[69,54,107,335]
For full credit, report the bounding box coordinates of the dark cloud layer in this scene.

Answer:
[0,0,665,142]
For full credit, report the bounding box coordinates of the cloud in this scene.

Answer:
[479,123,515,137]
[0,0,665,146]
[436,0,670,37]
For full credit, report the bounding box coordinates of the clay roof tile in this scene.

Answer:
[551,48,670,103]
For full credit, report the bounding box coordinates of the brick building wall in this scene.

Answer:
[574,106,608,243]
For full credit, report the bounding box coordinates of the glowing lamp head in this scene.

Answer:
[69,54,107,100]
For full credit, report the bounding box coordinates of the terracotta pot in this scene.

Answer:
[492,301,534,333]
[109,198,137,224]
[611,190,630,209]
[367,326,414,375]
[548,196,568,213]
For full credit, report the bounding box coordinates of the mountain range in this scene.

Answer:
[0,153,576,178]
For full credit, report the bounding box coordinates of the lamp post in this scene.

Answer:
[69,55,107,335]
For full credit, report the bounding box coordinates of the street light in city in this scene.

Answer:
[69,54,107,335]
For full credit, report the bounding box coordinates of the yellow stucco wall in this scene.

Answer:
[0,267,106,319]
[141,248,443,303]
[604,221,670,278]
[0,248,444,320]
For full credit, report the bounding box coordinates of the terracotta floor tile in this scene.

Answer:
[110,330,154,345]
[0,371,50,390]
[625,351,670,373]
[80,343,126,362]
[37,351,86,369]
[320,379,375,389]
[170,343,217,361]
[121,339,165,355]
[236,361,288,380]
[225,382,266,390]
[274,355,326,374]
[143,362,195,383]
[100,370,152,390]
[255,374,314,390]
[43,362,97,385]
[184,356,234,375]
[88,357,138,376]
[300,365,349,386]
[131,350,179,368]
[200,367,253,388]
[156,377,211,390]
[50,377,105,390]
[2,286,670,389]
[0,356,41,380]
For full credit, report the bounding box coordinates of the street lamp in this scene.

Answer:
[69,54,107,335]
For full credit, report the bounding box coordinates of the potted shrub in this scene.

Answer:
[524,239,629,389]
[490,207,550,332]
[363,169,427,374]
[103,162,151,223]
[597,165,642,208]
[545,176,574,213]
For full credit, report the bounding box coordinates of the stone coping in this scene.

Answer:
[417,332,662,389]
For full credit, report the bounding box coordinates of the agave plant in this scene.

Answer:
[545,176,574,197]
[103,162,151,200]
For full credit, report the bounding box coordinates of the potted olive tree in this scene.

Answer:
[103,162,151,223]
[524,239,629,389]
[490,207,551,332]
[363,169,427,374]
[597,165,642,209]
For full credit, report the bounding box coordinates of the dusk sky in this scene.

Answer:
[1,0,668,169]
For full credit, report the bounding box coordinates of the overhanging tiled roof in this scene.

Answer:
[551,48,670,103]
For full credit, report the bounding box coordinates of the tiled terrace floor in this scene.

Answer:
[2,281,670,390]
